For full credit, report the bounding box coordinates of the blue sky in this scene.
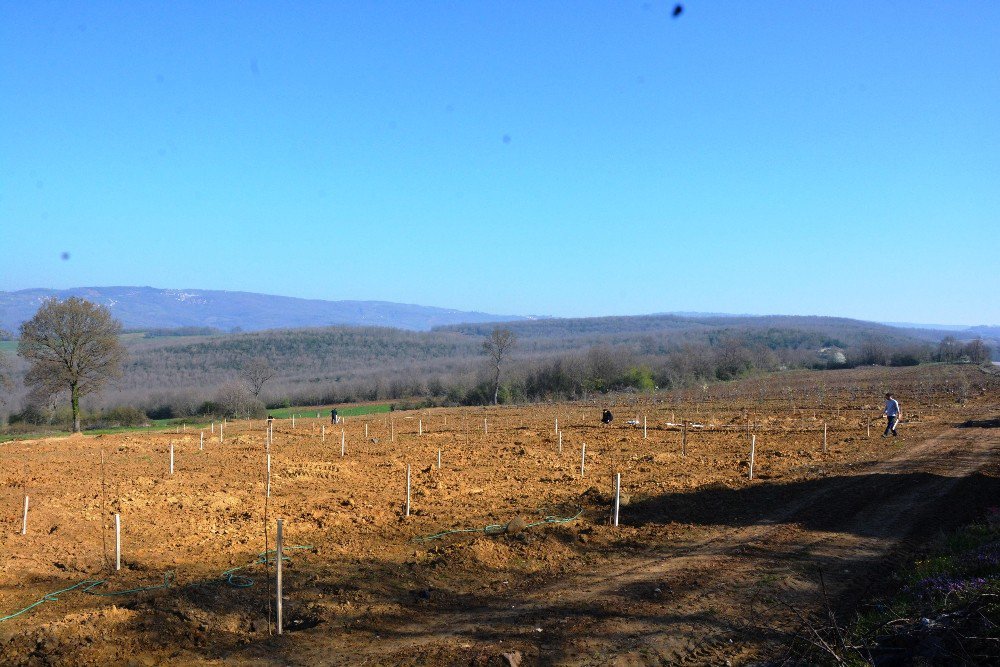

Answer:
[2,2,997,324]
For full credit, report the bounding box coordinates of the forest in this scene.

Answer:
[1,312,992,432]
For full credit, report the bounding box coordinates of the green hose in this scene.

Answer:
[412,508,584,542]
[0,545,312,624]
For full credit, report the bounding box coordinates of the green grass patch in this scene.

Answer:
[798,516,1000,665]
[266,404,391,419]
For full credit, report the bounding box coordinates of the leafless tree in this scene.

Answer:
[241,356,275,398]
[0,330,14,404]
[18,298,127,432]
[215,380,264,418]
[483,327,516,405]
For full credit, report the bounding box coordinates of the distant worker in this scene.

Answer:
[881,393,900,437]
[331,409,339,425]
[602,409,613,424]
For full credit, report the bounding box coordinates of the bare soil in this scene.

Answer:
[1,364,998,666]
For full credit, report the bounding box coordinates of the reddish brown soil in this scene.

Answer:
[1,365,998,665]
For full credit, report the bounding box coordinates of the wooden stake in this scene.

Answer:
[681,424,687,458]
[612,473,621,527]
[558,430,563,454]
[275,518,284,635]
[341,429,345,457]
[365,423,369,438]
[555,418,558,433]
[21,495,29,535]
[483,418,488,435]
[169,442,174,474]
[266,452,272,498]
[321,425,325,442]
[823,423,828,453]
[419,419,423,435]
[405,465,411,517]
[867,418,871,438]
[220,421,223,444]
[643,415,647,440]
[437,449,441,469]
[115,513,121,571]
[580,442,586,477]
[211,421,215,434]
[200,431,204,451]
[291,415,295,428]
[749,435,756,480]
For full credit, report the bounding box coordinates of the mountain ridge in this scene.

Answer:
[0,286,529,333]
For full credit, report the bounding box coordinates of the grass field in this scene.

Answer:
[0,404,394,443]
[264,403,391,419]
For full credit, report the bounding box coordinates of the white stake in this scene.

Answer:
[365,423,369,438]
[405,465,411,517]
[211,421,215,434]
[21,495,29,535]
[867,418,871,438]
[559,430,563,454]
[275,518,284,635]
[266,452,272,498]
[643,415,647,440]
[419,419,423,435]
[115,513,121,571]
[169,442,174,474]
[292,415,295,428]
[749,435,756,480]
[200,431,204,451]
[580,442,586,477]
[341,429,345,457]
[613,473,621,527]
[555,418,558,433]
[437,449,441,469]
[321,425,325,442]
[484,418,488,435]
[391,418,395,442]
[823,423,828,453]
[220,421,223,444]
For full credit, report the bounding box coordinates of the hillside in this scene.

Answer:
[91,313,943,413]
[0,287,526,333]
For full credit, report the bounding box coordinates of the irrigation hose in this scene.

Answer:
[411,508,584,542]
[0,545,312,624]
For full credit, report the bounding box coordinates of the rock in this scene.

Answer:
[502,651,522,667]
[506,517,528,535]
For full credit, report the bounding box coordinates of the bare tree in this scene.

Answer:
[18,298,127,432]
[0,331,14,405]
[483,327,516,405]
[215,380,264,418]
[241,356,275,398]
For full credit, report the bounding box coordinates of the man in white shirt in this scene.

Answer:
[882,393,900,437]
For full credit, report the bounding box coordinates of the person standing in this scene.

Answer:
[882,393,900,437]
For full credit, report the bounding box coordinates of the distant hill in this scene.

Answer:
[0,287,528,333]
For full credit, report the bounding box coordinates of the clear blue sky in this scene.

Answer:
[2,2,997,324]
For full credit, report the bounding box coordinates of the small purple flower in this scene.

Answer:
[910,575,988,599]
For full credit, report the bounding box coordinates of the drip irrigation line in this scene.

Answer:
[0,545,312,624]
[412,509,584,543]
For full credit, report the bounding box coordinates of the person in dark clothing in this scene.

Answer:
[602,409,613,424]
[331,409,339,424]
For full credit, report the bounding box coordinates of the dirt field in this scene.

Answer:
[1,364,998,666]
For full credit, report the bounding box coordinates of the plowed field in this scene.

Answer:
[2,364,998,665]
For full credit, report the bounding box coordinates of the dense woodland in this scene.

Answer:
[0,314,993,430]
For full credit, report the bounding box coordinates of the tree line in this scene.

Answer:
[0,298,993,431]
